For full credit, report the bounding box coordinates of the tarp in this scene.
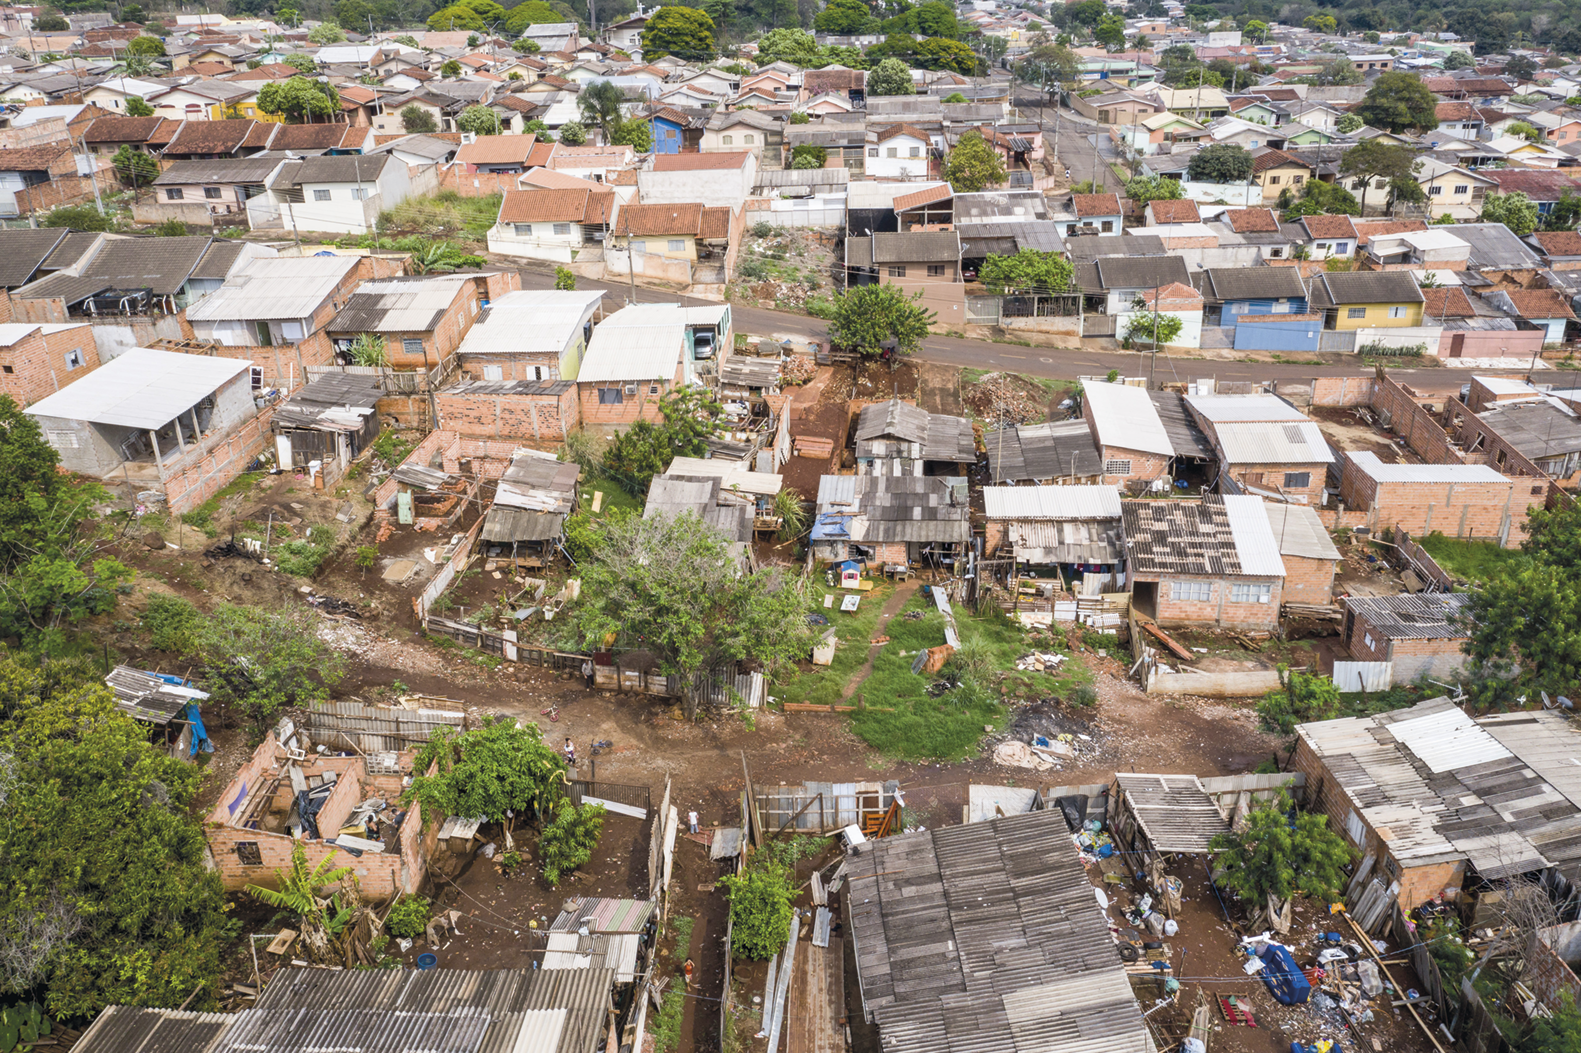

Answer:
[184,700,213,757]
[1260,943,1310,1005]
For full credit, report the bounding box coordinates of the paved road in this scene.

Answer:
[515,267,1497,396]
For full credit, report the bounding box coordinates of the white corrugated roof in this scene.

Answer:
[577,303,686,383]
[1214,420,1333,464]
[186,255,361,322]
[1080,382,1172,456]
[1263,501,1341,561]
[26,347,250,429]
[457,289,604,356]
[665,455,782,496]
[509,1008,568,1053]
[1184,393,1309,423]
[1388,705,1512,774]
[1474,375,1538,396]
[982,484,1122,520]
[1222,494,1286,577]
[1347,450,1506,482]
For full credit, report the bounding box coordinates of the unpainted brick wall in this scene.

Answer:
[1371,373,1462,464]
[439,166,526,197]
[161,406,277,514]
[1096,444,1170,488]
[1452,394,1581,501]
[0,323,98,406]
[1530,924,1581,1012]
[1338,451,1528,546]
[579,379,671,427]
[1280,553,1335,605]
[1145,574,1283,630]
[1228,461,1328,504]
[435,387,581,441]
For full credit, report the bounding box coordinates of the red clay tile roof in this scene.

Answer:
[803,68,865,92]
[270,123,366,150]
[651,151,750,171]
[1486,168,1581,200]
[1148,198,1200,224]
[1454,78,1515,94]
[0,143,70,171]
[537,74,572,88]
[165,118,257,155]
[875,123,931,144]
[241,121,276,149]
[610,168,638,185]
[1137,281,1202,306]
[1252,148,1308,172]
[1420,76,1460,94]
[1224,207,1280,233]
[1073,192,1120,217]
[526,140,556,167]
[617,201,705,236]
[1531,231,1581,257]
[1507,288,1577,320]
[894,184,953,211]
[182,61,234,76]
[1353,219,1428,246]
[498,187,613,224]
[1422,287,1476,318]
[1302,214,1358,239]
[496,95,540,113]
[146,118,180,146]
[456,134,538,166]
[698,206,733,239]
[83,114,165,142]
[1251,87,1301,101]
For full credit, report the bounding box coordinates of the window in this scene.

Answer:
[1171,580,1212,602]
[667,238,686,252]
[744,134,754,144]
[1,364,11,373]
[888,265,907,277]
[927,264,945,277]
[204,186,222,199]
[514,223,532,236]
[1269,247,1284,258]
[1429,185,1443,195]
[649,384,660,394]
[402,338,424,356]
[1350,180,1365,190]
[165,188,184,200]
[1347,307,1367,319]
[909,146,920,158]
[235,842,263,866]
[1250,139,1259,147]
[554,222,572,236]
[1345,811,1365,845]
[597,386,624,404]
[887,147,897,158]
[1104,458,1131,476]
[1334,242,1349,255]
[64,349,83,370]
[868,147,878,157]
[1283,471,1310,488]
[1230,582,1273,604]
[483,365,504,381]
[1363,631,1375,650]
[1101,220,1114,233]
[1384,855,1400,879]
[631,241,647,254]
[1268,175,1280,185]
[1453,184,1469,195]
[1293,175,1305,184]
[313,189,331,201]
[250,366,263,391]
[350,188,367,201]
[1389,305,1407,318]
[722,135,733,145]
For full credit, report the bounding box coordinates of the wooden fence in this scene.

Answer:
[301,701,467,753]
[754,781,897,836]
[567,778,651,820]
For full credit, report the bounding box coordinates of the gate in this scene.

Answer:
[966,296,1001,324]
[1083,313,1117,337]
[1319,330,1355,353]
[1333,661,1392,692]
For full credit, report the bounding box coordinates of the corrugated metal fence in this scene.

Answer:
[754,781,896,835]
[302,701,467,753]
[1333,661,1393,693]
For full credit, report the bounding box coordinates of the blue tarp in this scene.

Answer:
[184,701,213,757]
[1260,944,1311,1005]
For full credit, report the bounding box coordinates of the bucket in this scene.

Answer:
[417,953,438,970]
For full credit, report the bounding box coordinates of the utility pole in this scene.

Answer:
[623,205,637,304]
[1149,281,1160,389]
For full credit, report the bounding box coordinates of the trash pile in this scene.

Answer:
[781,354,818,385]
[1238,927,1393,1049]
[1074,817,1118,862]
[1014,651,1067,672]
[964,373,1049,424]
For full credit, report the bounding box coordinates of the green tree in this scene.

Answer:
[1509,121,1544,143]
[611,117,652,152]
[866,56,914,96]
[402,717,567,822]
[1208,790,1352,905]
[1442,50,1476,71]
[603,386,723,494]
[942,91,967,103]
[1506,54,1539,83]
[457,104,501,134]
[1016,43,1081,95]
[307,20,346,43]
[428,4,487,30]
[916,36,976,74]
[124,95,154,117]
[1518,992,1581,1053]
[791,145,826,168]
[912,0,959,38]
[0,655,232,1018]
[1545,191,1581,233]
[1338,139,1421,215]
[978,248,1073,294]
[1123,174,1183,204]
[441,58,463,76]
[1067,0,1105,26]
[721,865,794,959]
[554,265,576,290]
[111,144,159,186]
[194,604,346,733]
[944,129,1005,192]
[754,28,822,66]
[126,34,164,56]
[32,12,68,31]
[1256,667,1342,734]
[578,78,626,140]
[277,7,301,27]
[244,841,355,922]
[1302,13,1337,32]
[568,512,815,719]
[1124,301,1184,347]
[1186,142,1253,183]
[830,283,936,356]
[815,0,876,33]
[1282,178,1360,219]
[505,0,560,34]
[39,204,113,231]
[257,76,339,123]
[1093,12,1125,48]
[642,5,715,61]
[1244,19,1268,42]
[1481,191,1539,236]
[1354,71,1439,133]
[282,52,318,73]
[401,105,438,133]
[558,120,588,145]
[539,800,605,885]
[1336,111,1363,133]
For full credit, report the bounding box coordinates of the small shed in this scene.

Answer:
[270,372,382,486]
[854,397,976,476]
[1110,772,1231,858]
[717,353,781,398]
[105,665,211,758]
[481,451,580,565]
[1342,592,1473,680]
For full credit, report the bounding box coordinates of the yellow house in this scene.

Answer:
[1250,148,1314,195]
[1414,157,1497,221]
[607,202,734,263]
[1309,271,1425,330]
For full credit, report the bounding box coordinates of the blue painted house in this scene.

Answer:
[645,106,690,155]
[1197,267,1309,325]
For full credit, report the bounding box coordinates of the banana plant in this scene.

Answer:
[245,842,355,924]
[0,1002,52,1052]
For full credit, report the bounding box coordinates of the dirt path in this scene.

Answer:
[840,581,920,702]
[917,361,964,417]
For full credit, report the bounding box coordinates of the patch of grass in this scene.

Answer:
[379,190,502,241]
[178,470,266,537]
[271,524,338,577]
[1416,532,1522,583]
[1337,684,1421,718]
[582,471,642,520]
[651,914,695,1053]
[776,580,897,706]
[961,368,990,384]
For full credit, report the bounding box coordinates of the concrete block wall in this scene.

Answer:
[0,323,97,406]
[1388,637,1472,681]
[1308,375,1376,408]
[161,405,277,514]
[435,386,581,441]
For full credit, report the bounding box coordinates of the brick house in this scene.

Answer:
[0,141,98,213]
[1292,697,1581,911]
[841,229,965,329]
[324,272,499,374]
[1262,501,1340,605]
[810,473,970,567]
[0,321,96,406]
[1121,493,1286,631]
[575,302,691,428]
[1464,398,1581,485]
[982,484,1125,591]
[1080,380,1215,490]
[435,379,581,442]
[206,723,441,901]
[1183,392,1334,504]
[1524,230,1581,271]
[1341,592,1472,680]
[1338,451,1525,545]
[454,288,603,382]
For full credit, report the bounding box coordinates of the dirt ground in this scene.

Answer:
[1309,405,1420,464]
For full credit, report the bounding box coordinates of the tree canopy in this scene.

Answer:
[814,0,877,34]
[505,0,560,34]
[402,717,568,823]
[126,35,164,57]
[1354,72,1439,133]
[642,5,715,61]
[944,129,1006,192]
[456,104,502,135]
[603,387,723,495]
[257,76,339,123]
[125,95,154,117]
[1186,142,1254,184]
[1338,139,1421,214]
[111,143,159,186]
[1208,790,1352,906]
[866,56,914,97]
[1124,174,1183,204]
[402,105,438,133]
[1480,191,1539,236]
[578,79,626,140]
[978,249,1073,295]
[831,283,936,357]
[753,28,823,66]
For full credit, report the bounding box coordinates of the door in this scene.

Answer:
[275,433,292,469]
[1448,333,1465,358]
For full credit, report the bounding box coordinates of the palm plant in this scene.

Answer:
[348,333,389,368]
[246,841,355,923]
[407,239,453,275]
[773,488,808,542]
[578,80,626,141]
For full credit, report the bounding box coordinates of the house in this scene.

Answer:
[143,156,286,227]
[1148,84,1228,120]
[982,484,1125,590]
[1072,254,1193,326]
[1284,214,1357,260]
[264,152,412,235]
[604,13,648,54]
[451,133,542,174]
[1415,156,1497,220]
[1125,282,1205,348]
[1468,397,1581,483]
[0,228,82,289]
[486,187,615,263]
[700,109,781,166]
[0,321,97,406]
[1435,101,1485,138]
[1293,696,1581,911]
[1250,148,1313,195]
[853,398,976,476]
[81,114,175,157]
[0,141,90,215]
[607,202,735,280]
[844,810,1154,1053]
[1307,270,1426,329]
[1526,230,1581,270]
[1144,197,1200,226]
[1439,221,1544,272]
[1195,266,1309,324]
[455,288,602,382]
[1338,451,1524,544]
[24,346,260,502]
[479,450,580,563]
[1069,84,1161,125]
[644,462,777,550]
[843,230,964,327]
[1263,501,1341,605]
[1118,110,1206,156]
[1184,392,1333,504]
[636,150,756,209]
[1484,288,1576,346]
[324,273,494,374]
[803,66,865,107]
[269,372,382,487]
[1080,380,1206,490]
[866,123,932,180]
[434,378,582,442]
[983,420,1104,484]
[10,235,258,324]
[1067,191,1122,236]
[575,302,694,427]
[1121,493,1286,631]
[145,79,261,122]
[1363,228,1472,271]
[159,118,270,161]
[809,473,970,568]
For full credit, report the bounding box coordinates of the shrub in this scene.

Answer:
[384,896,431,939]
[539,800,605,886]
[750,220,775,238]
[720,864,794,960]
[1068,683,1098,707]
[143,594,202,653]
[354,546,378,572]
[1257,666,1341,734]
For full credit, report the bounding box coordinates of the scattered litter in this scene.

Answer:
[1014,651,1067,672]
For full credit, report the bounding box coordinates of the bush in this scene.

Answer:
[1358,341,1426,357]
[143,594,202,653]
[1257,666,1341,734]
[152,218,188,237]
[271,525,336,577]
[384,896,431,939]
[539,800,605,886]
[720,864,794,960]
[750,220,775,238]
[354,545,378,572]
[41,204,115,231]
[1068,683,1098,707]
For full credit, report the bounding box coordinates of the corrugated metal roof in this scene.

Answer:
[1388,704,1512,774]
[1477,399,1581,461]
[982,484,1121,520]
[577,303,685,383]
[1473,374,1537,396]
[1222,494,1287,577]
[1116,773,1231,853]
[984,421,1103,483]
[187,256,361,322]
[1345,451,1506,483]
[74,1006,232,1053]
[27,347,250,430]
[213,1007,493,1053]
[1213,420,1333,465]
[1001,518,1123,564]
[1122,495,1284,579]
[1342,593,1472,640]
[1080,382,1172,457]
[1263,502,1341,561]
[665,456,782,496]
[1184,393,1309,423]
[326,275,469,335]
[457,290,604,357]
[812,474,970,545]
[548,897,653,933]
[105,665,200,725]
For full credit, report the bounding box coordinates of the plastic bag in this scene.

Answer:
[1163,919,1179,937]
[1357,959,1383,997]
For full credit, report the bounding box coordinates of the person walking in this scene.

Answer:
[563,737,576,767]
[688,810,700,834]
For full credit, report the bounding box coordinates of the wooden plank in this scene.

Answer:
[1142,620,1194,662]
